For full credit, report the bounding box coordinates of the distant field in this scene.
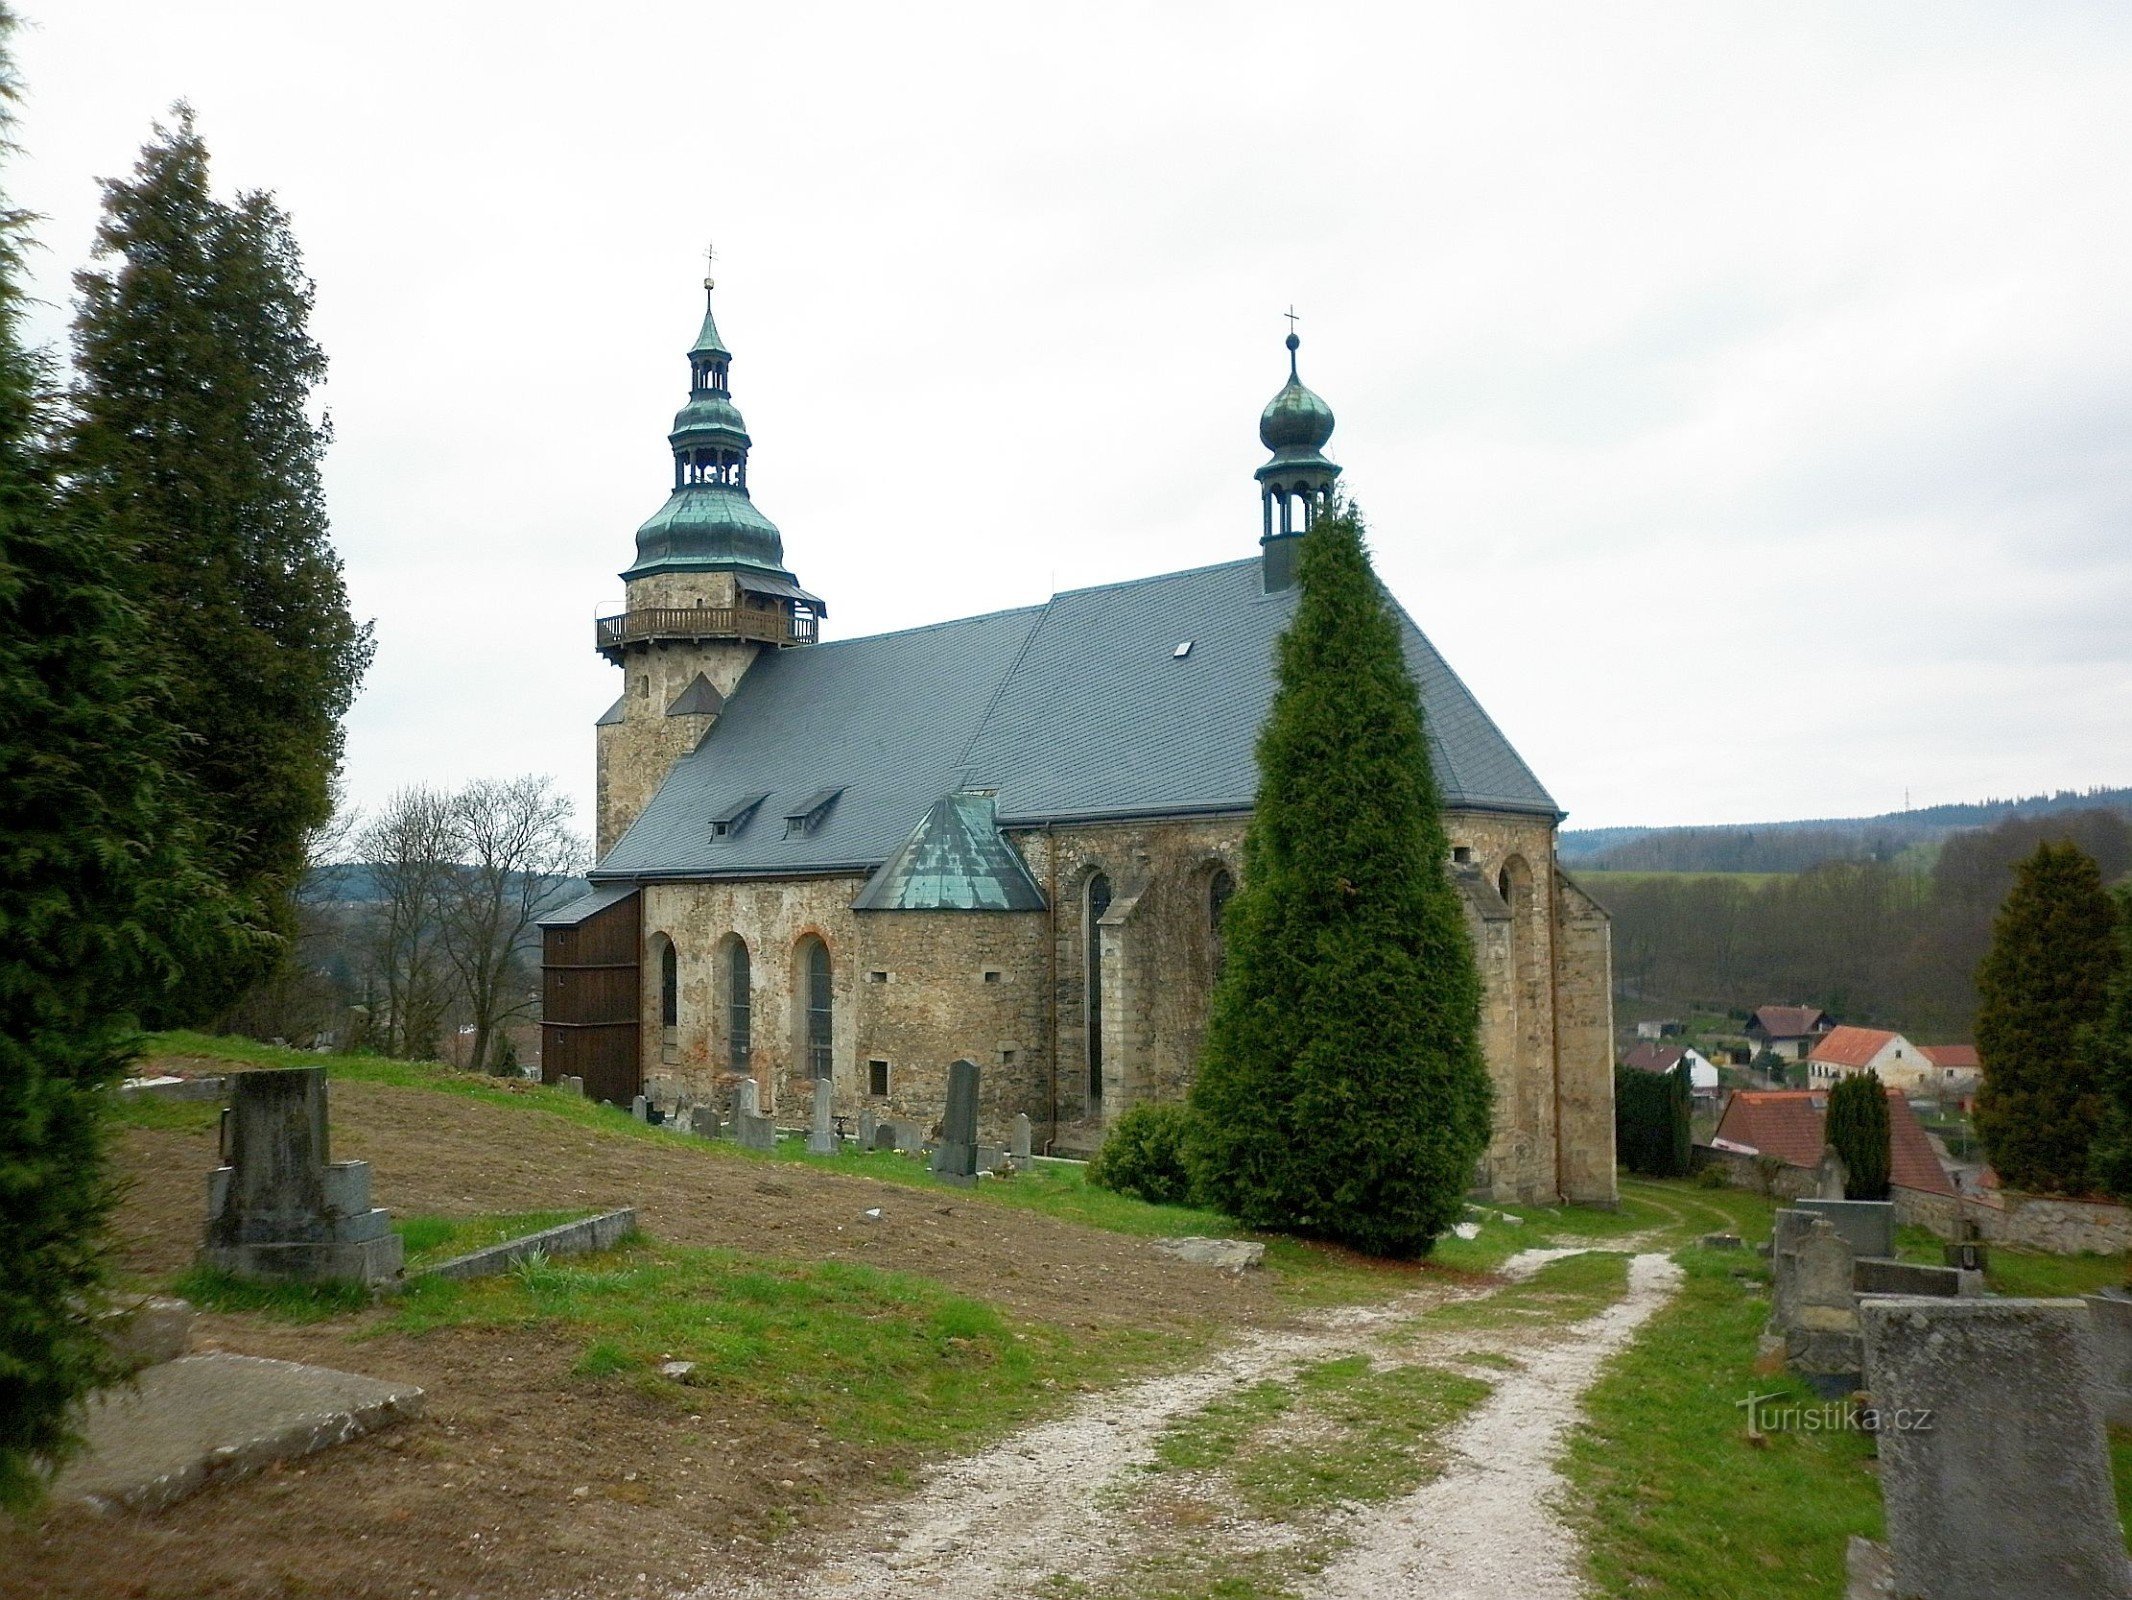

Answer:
[1573,869,1792,889]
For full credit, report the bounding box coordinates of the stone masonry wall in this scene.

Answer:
[625,805,1610,1198]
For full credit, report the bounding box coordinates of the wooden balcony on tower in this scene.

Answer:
[595,603,817,660]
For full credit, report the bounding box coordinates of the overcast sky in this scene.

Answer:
[13,3,2131,836]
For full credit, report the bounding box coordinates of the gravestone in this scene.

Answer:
[1797,1197,1895,1260]
[689,1103,720,1139]
[730,1079,760,1122]
[560,1075,584,1097]
[200,1068,402,1286]
[1012,1113,1033,1172]
[928,1059,980,1187]
[1854,1258,1965,1297]
[1769,1208,1818,1338]
[808,1087,839,1155]
[858,1108,878,1151]
[977,1145,1006,1172]
[1862,1298,2132,1600]
[1786,1218,1862,1394]
[2084,1290,2132,1429]
[876,1120,921,1154]
[1813,1143,1848,1201]
[631,1095,649,1123]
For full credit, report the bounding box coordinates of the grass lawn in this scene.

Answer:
[1894,1222,2128,1298]
[1565,1237,1881,1600]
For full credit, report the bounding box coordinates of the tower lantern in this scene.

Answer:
[1254,324,1340,593]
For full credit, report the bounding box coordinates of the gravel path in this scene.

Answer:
[692,1246,1680,1600]
[1306,1251,1682,1599]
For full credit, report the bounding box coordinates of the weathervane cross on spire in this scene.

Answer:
[1284,305,1300,334]
[704,240,717,290]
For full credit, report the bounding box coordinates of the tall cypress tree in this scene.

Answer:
[1825,1070,1891,1201]
[1188,501,1491,1257]
[0,23,242,1505]
[1971,842,2120,1195]
[2082,884,2132,1199]
[66,109,372,1019]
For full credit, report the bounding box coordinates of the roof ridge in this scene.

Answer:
[1046,555,1260,601]
[955,592,1058,775]
[802,600,1050,652]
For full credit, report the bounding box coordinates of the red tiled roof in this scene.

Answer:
[1622,1043,1686,1074]
[1918,1044,1979,1070]
[1749,1005,1831,1039]
[1712,1088,1954,1197]
[1808,1025,1903,1069]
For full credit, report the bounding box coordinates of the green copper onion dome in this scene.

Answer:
[1258,332,1335,454]
[624,278,796,582]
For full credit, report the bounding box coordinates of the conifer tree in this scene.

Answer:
[0,20,242,1505]
[1187,500,1491,1257]
[2083,884,2132,1198]
[1825,1070,1891,1201]
[66,109,372,1019]
[1971,842,2120,1195]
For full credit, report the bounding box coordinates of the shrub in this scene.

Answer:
[1088,1102,1200,1208]
[1825,1071,1891,1201]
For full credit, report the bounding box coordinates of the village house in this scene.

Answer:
[1621,1042,1720,1098]
[539,278,1618,1205]
[1746,1004,1835,1061]
[1806,1025,1936,1093]
[1710,1088,1956,1198]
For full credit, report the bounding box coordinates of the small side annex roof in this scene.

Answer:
[852,792,1048,912]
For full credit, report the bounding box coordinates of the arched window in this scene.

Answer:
[1498,867,1512,905]
[727,938,751,1071]
[800,936,832,1079]
[659,939,678,1030]
[1086,873,1112,1104]
[1209,868,1235,979]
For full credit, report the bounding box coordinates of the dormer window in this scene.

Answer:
[709,792,769,840]
[783,787,844,839]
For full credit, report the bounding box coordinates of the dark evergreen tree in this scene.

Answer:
[1825,1070,1891,1201]
[66,109,372,1019]
[2083,885,2132,1199]
[1971,842,2121,1195]
[0,22,243,1506]
[1187,500,1491,1257]
[1613,1064,1691,1178]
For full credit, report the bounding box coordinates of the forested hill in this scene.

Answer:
[1562,787,2132,873]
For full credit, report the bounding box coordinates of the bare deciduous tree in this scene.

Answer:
[439,776,585,1073]
[356,786,455,1059]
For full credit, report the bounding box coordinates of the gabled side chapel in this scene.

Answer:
[541,276,1617,1205]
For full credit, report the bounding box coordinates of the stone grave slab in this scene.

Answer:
[52,1353,424,1513]
[1796,1198,1895,1260]
[1862,1297,2132,1600]
[1155,1237,1265,1270]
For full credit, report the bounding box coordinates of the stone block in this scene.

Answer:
[1154,1237,1265,1270]
[1699,1231,1743,1249]
[1770,1208,1819,1336]
[322,1160,374,1218]
[734,1111,776,1152]
[1861,1297,2132,1600]
[97,1296,195,1371]
[2084,1289,2132,1429]
[977,1145,1005,1172]
[1796,1198,1895,1261]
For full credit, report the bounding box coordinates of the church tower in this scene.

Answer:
[593,271,825,855]
[1255,329,1340,592]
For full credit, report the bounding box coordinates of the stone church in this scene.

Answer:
[541,276,1617,1206]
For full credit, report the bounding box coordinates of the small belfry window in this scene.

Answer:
[727,939,751,1071]
[803,937,833,1079]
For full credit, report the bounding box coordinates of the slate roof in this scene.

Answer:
[594,557,1557,882]
[1713,1089,1954,1197]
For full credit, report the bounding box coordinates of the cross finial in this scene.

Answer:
[1283,305,1300,376]
[1284,305,1300,333]
[704,240,717,291]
